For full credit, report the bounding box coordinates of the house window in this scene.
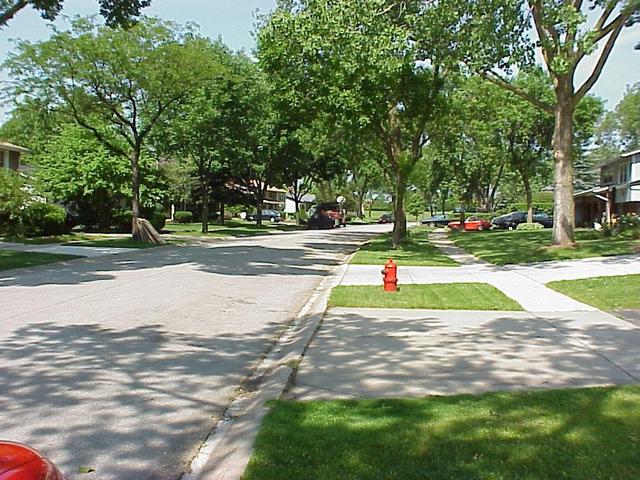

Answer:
[618,162,630,184]
[602,166,614,185]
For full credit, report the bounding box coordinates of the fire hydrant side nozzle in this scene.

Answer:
[382,258,398,292]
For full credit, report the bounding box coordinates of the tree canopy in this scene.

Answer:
[0,0,151,28]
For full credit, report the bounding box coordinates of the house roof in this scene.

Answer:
[598,148,640,167]
[0,141,29,153]
[574,186,608,198]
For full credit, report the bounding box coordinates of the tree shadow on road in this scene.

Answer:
[0,320,287,480]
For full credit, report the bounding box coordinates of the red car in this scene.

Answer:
[0,442,64,480]
[448,216,491,231]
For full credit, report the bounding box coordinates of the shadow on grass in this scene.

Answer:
[243,385,640,480]
[351,229,457,267]
[451,229,640,265]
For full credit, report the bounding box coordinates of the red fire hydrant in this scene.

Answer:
[382,258,398,292]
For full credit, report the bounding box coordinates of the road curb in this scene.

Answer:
[181,261,348,480]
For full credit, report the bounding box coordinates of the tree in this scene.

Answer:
[448,0,640,246]
[0,0,150,28]
[158,41,236,233]
[615,83,640,149]
[34,124,131,229]
[4,17,215,241]
[258,0,449,247]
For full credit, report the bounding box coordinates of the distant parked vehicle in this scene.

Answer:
[307,203,347,229]
[378,213,394,224]
[421,214,449,227]
[0,441,65,480]
[491,211,553,229]
[246,209,282,222]
[448,216,492,231]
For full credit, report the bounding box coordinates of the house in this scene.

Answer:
[0,142,29,172]
[284,193,316,214]
[574,148,640,226]
[263,186,287,212]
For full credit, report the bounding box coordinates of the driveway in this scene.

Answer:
[0,224,387,480]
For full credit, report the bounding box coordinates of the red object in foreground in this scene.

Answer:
[447,216,491,231]
[0,442,65,480]
[382,258,398,292]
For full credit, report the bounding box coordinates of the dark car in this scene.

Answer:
[421,214,449,227]
[0,441,65,480]
[378,213,394,224]
[246,209,282,222]
[491,211,553,229]
[533,212,554,228]
[307,203,347,229]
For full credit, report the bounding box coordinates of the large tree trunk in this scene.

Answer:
[200,181,209,233]
[392,173,407,248]
[130,149,164,244]
[552,80,576,246]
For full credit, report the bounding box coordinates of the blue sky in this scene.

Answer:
[0,0,638,120]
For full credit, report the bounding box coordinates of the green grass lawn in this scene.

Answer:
[451,228,640,265]
[243,385,640,480]
[1,233,103,244]
[351,228,458,266]
[329,283,523,310]
[164,220,304,237]
[0,250,81,271]
[548,274,640,311]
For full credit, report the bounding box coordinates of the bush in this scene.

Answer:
[112,209,165,232]
[516,222,544,231]
[174,211,193,223]
[113,209,134,233]
[149,210,166,232]
[617,214,640,233]
[0,170,28,235]
[22,203,69,237]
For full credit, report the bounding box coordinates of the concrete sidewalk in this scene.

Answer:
[0,241,136,258]
[340,254,640,312]
[291,307,640,400]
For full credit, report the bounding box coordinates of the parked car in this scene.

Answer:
[533,212,554,228]
[246,209,282,222]
[448,216,492,231]
[491,211,553,229]
[378,213,394,224]
[421,214,449,227]
[307,203,347,229]
[491,211,526,229]
[0,441,65,480]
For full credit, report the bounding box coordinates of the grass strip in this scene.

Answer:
[0,250,81,271]
[329,283,523,310]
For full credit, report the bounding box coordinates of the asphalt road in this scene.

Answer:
[0,224,388,480]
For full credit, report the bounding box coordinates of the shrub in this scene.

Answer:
[0,170,28,235]
[516,222,544,231]
[22,203,69,237]
[113,209,134,233]
[149,210,166,232]
[617,214,640,233]
[174,211,193,223]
